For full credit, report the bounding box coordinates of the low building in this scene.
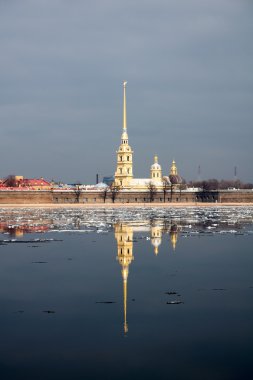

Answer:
[1,175,52,190]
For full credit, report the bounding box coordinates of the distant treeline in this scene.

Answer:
[187,179,253,190]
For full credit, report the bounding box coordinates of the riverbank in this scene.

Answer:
[0,202,253,208]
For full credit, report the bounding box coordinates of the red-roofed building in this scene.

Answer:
[1,176,52,190]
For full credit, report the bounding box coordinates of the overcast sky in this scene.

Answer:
[0,0,252,183]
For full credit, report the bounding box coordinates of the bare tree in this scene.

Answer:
[110,184,120,203]
[74,182,82,203]
[162,178,170,203]
[170,183,174,202]
[4,175,17,187]
[147,181,157,202]
[101,186,109,203]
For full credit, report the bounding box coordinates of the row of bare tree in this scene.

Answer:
[74,181,178,203]
[73,178,253,203]
[188,179,253,190]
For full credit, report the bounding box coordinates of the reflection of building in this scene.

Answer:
[114,82,182,190]
[114,220,180,334]
[114,223,134,334]
[151,222,163,255]
[170,224,178,251]
[0,223,49,237]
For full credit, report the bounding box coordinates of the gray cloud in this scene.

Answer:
[0,0,252,182]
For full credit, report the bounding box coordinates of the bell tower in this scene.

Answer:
[114,81,133,187]
[150,155,162,182]
[170,160,178,175]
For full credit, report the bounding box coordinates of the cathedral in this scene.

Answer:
[114,82,182,190]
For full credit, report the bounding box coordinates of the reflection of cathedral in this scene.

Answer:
[114,220,180,334]
[114,82,182,190]
[0,222,49,237]
[114,223,134,334]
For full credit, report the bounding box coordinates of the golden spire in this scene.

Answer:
[123,81,127,132]
[154,155,158,164]
[121,81,128,143]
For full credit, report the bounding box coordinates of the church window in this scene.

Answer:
[127,156,129,161]
[120,180,122,185]
[127,168,130,174]
[127,249,130,254]
[153,173,155,177]
[157,173,159,177]
[121,248,122,254]
[120,156,122,161]
[119,168,122,174]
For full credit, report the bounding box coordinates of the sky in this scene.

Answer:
[0,0,252,184]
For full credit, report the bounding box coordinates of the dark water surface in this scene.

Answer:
[0,207,253,380]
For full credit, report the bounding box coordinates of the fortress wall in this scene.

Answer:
[53,190,197,204]
[0,190,252,204]
[219,191,253,203]
[0,191,53,204]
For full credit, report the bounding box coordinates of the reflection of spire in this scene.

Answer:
[170,224,178,251]
[123,271,128,334]
[114,223,134,335]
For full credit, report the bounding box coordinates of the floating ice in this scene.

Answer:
[0,206,253,236]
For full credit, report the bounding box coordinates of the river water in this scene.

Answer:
[0,207,253,380]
